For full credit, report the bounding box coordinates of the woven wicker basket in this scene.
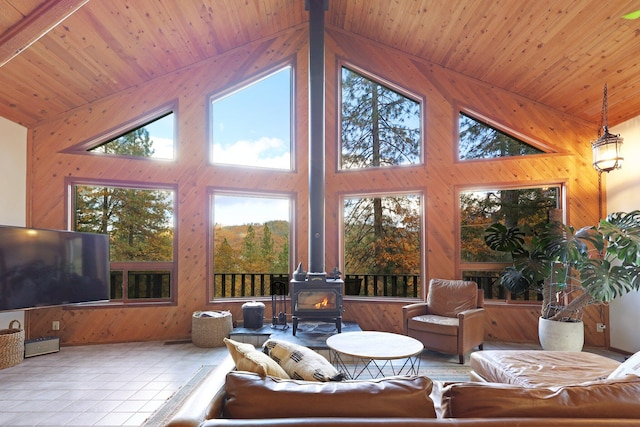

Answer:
[192,311,233,348]
[0,320,25,370]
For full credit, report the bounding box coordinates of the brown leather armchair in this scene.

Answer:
[403,279,485,364]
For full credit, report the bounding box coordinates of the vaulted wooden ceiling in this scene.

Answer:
[1,0,640,129]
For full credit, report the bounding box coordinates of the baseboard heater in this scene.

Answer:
[24,337,60,358]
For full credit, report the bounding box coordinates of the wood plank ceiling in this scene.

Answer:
[1,0,640,129]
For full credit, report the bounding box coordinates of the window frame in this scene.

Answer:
[339,190,425,300]
[63,103,178,161]
[208,189,296,302]
[456,107,557,162]
[66,177,178,306]
[338,62,425,171]
[457,182,566,303]
[208,64,295,171]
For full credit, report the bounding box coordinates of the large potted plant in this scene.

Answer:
[484,210,640,351]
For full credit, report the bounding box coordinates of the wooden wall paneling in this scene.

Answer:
[583,304,607,347]
[323,36,341,273]
[5,1,640,130]
[324,27,605,345]
[25,27,310,344]
[342,300,409,335]
[484,304,541,343]
[421,53,601,228]
[290,27,311,273]
[25,23,608,347]
[326,28,459,281]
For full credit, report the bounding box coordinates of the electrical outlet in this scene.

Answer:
[596,323,606,332]
[52,321,60,331]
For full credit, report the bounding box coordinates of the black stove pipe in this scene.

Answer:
[307,0,327,274]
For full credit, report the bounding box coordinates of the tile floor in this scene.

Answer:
[0,339,626,427]
[0,341,228,427]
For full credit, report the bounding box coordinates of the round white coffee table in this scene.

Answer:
[326,331,423,379]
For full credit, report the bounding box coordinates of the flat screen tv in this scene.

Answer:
[0,225,110,311]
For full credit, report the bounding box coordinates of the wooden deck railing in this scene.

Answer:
[113,270,541,302]
[213,273,421,298]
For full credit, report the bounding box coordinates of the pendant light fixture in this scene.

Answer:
[592,83,623,173]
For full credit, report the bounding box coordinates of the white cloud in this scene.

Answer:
[213,137,290,169]
[149,136,174,159]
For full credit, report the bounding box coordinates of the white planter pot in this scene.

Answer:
[538,316,584,351]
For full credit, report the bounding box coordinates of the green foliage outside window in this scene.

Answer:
[74,184,174,300]
[459,112,544,160]
[341,67,421,169]
[214,222,289,275]
[460,187,560,264]
[74,185,174,262]
[212,195,290,298]
[75,121,175,301]
[344,194,421,297]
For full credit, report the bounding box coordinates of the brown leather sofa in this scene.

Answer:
[166,355,640,427]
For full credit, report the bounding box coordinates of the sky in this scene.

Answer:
[213,195,290,227]
[145,66,292,167]
[145,117,174,159]
[212,67,291,169]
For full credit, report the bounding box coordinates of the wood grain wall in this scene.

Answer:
[24,24,607,347]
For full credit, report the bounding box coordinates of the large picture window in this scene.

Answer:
[212,194,291,299]
[460,185,561,301]
[343,193,422,298]
[341,67,422,169]
[73,183,175,302]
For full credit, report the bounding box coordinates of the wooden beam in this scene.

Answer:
[0,0,89,68]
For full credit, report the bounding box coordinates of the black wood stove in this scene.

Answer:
[290,272,343,336]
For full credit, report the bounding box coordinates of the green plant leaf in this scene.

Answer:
[484,222,525,253]
[540,222,588,263]
[600,211,640,264]
[623,9,640,20]
[500,266,534,293]
[484,210,640,312]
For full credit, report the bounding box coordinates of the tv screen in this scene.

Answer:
[0,226,110,311]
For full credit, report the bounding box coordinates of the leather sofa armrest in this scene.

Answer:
[403,302,429,318]
[458,307,484,322]
[402,303,429,333]
[166,354,236,427]
[458,308,485,353]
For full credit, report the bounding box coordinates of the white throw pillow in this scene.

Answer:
[607,351,640,379]
[263,339,344,381]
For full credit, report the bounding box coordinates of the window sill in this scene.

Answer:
[62,300,176,309]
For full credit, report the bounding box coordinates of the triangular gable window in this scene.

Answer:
[89,112,175,160]
[459,112,544,160]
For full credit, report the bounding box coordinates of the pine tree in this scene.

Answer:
[75,128,173,262]
[215,237,238,272]
[341,67,421,278]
